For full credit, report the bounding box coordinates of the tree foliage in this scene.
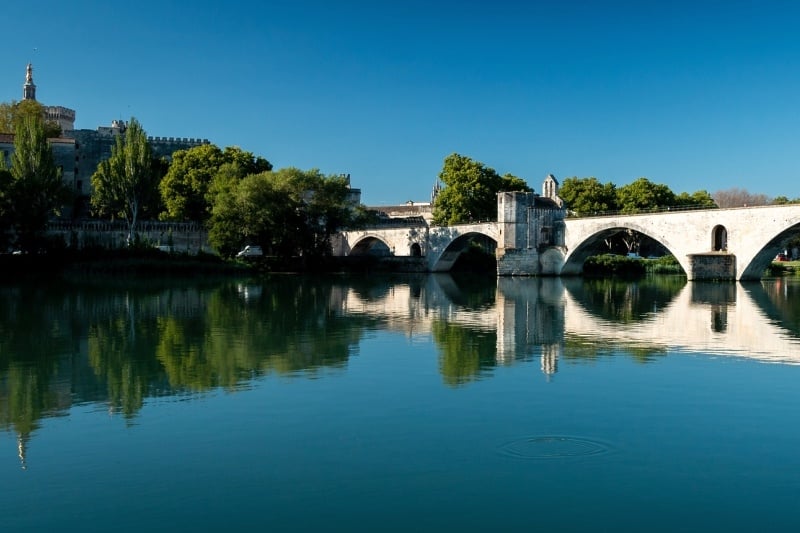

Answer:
[0,163,13,251]
[208,167,357,258]
[0,100,62,138]
[674,190,717,208]
[159,144,272,222]
[561,176,718,215]
[713,187,770,208]
[616,178,676,213]
[772,195,800,205]
[559,177,618,215]
[4,115,69,250]
[432,153,531,225]
[90,117,158,243]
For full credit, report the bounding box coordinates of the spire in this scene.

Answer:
[23,63,36,101]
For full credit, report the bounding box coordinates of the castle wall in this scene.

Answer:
[46,220,212,254]
[64,128,210,199]
[0,135,76,215]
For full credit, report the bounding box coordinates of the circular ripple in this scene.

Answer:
[499,436,611,460]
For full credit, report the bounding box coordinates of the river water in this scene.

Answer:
[2,274,800,532]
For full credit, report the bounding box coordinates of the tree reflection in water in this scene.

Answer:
[2,273,800,456]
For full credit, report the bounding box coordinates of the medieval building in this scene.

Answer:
[1,64,209,217]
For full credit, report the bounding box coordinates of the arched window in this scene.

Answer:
[712,225,727,251]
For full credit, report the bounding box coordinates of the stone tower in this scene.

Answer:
[23,63,36,100]
[542,174,563,207]
[495,175,567,275]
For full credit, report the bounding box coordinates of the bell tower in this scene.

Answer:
[23,63,36,100]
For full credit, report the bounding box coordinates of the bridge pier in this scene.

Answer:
[686,253,736,281]
[496,248,540,275]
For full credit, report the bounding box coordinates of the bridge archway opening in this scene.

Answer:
[564,227,685,276]
[712,225,727,251]
[349,237,392,256]
[432,232,498,273]
[740,222,800,279]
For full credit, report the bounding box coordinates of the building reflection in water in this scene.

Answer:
[2,274,800,467]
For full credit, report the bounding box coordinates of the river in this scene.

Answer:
[2,274,799,531]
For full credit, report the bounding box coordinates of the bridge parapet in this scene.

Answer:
[335,201,800,280]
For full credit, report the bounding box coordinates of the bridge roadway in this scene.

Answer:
[336,204,800,280]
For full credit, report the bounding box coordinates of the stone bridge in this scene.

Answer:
[335,222,500,272]
[560,205,800,280]
[334,193,800,281]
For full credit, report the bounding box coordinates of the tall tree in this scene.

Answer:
[208,167,356,258]
[90,117,157,244]
[432,153,531,225]
[558,177,618,215]
[159,144,272,223]
[0,161,13,251]
[616,177,676,213]
[674,190,717,208]
[7,115,69,251]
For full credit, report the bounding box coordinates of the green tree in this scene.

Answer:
[616,177,676,213]
[0,100,62,138]
[558,177,618,215]
[674,190,717,208]
[90,117,157,244]
[7,115,69,251]
[0,163,12,250]
[159,144,272,223]
[432,153,531,225]
[771,196,800,205]
[208,167,357,258]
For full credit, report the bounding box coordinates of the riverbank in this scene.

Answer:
[0,249,432,283]
[0,249,248,283]
[4,249,792,282]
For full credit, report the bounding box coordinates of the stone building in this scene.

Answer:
[22,63,76,131]
[2,64,210,217]
[65,121,209,211]
[0,133,76,192]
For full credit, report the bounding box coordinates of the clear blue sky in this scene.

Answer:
[3,0,799,205]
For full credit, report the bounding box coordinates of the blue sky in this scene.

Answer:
[2,1,799,205]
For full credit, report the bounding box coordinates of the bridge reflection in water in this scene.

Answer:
[338,275,800,373]
[2,274,800,469]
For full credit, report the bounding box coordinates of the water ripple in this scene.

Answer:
[499,435,611,460]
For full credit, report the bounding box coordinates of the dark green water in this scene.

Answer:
[2,274,800,532]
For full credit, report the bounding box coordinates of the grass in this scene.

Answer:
[766,260,800,276]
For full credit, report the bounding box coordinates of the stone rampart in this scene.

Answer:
[46,221,212,254]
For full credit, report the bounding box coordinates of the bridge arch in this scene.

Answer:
[562,220,689,276]
[349,235,393,256]
[739,221,800,280]
[429,231,498,272]
[337,204,800,280]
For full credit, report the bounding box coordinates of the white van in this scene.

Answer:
[236,245,263,258]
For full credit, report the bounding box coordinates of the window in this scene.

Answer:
[712,225,727,251]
